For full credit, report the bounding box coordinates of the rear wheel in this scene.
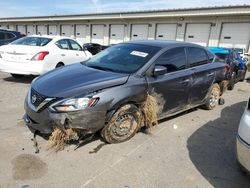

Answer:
[101,104,142,144]
[203,83,220,110]
[239,70,247,82]
[11,73,24,79]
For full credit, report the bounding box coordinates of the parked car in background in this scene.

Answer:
[237,98,250,175]
[0,35,92,78]
[83,43,109,55]
[0,29,25,46]
[209,47,247,90]
[24,41,228,143]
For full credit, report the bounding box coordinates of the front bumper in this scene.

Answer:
[0,59,46,75]
[236,135,250,173]
[23,97,107,134]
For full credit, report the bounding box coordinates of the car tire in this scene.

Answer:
[228,71,236,90]
[11,73,24,79]
[101,104,142,144]
[203,83,220,110]
[56,62,64,68]
[239,70,247,82]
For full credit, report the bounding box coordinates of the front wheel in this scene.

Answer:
[203,83,220,110]
[228,71,237,90]
[11,73,24,79]
[101,104,142,144]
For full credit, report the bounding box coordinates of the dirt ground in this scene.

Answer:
[0,71,250,188]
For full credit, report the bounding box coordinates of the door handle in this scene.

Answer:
[61,54,65,56]
[207,72,214,77]
[179,79,190,84]
[76,54,79,56]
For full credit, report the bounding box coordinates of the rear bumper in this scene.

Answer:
[236,135,250,173]
[0,59,47,75]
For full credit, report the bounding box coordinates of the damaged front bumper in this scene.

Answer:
[23,97,107,134]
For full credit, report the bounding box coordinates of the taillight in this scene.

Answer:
[225,63,231,73]
[31,51,49,61]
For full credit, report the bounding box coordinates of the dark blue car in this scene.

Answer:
[209,47,247,90]
[0,29,25,46]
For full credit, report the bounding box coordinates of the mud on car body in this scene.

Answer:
[24,40,228,143]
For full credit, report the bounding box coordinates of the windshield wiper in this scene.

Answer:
[88,65,117,72]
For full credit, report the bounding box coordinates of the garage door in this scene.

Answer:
[110,24,125,44]
[185,23,211,46]
[17,25,26,35]
[61,24,74,37]
[37,25,48,35]
[131,24,149,40]
[8,25,15,31]
[75,24,87,45]
[91,25,105,45]
[27,25,36,35]
[48,25,57,35]
[0,25,8,29]
[156,24,177,40]
[219,23,250,50]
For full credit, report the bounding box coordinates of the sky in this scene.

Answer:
[0,0,249,18]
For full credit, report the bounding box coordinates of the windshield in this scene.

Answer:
[11,37,52,46]
[215,53,228,60]
[85,43,160,74]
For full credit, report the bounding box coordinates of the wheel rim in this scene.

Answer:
[111,113,138,140]
[209,87,220,107]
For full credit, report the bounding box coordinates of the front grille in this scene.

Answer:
[30,88,46,107]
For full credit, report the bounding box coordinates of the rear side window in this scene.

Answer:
[0,32,15,40]
[56,39,70,50]
[11,37,51,46]
[187,47,208,67]
[207,50,214,63]
[69,39,82,51]
[156,47,186,73]
[0,32,4,40]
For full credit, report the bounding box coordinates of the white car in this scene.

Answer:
[237,98,250,174]
[0,35,92,78]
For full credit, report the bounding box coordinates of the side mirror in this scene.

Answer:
[154,66,167,76]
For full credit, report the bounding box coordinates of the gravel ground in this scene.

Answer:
[0,71,250,188]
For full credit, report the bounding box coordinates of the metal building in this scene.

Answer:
[0,5,250,52]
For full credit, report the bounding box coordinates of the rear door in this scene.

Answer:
[68,39,89,63]
[55,39,75,65]
[147,47,192,116]
[187,47,215,105]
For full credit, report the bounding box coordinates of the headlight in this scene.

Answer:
[50,97,99,112]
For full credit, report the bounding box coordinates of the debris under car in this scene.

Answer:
[23,40,229,151]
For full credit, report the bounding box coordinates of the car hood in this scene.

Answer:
[32,63,129,98]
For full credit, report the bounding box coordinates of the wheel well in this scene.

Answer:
[56,62,64,68]
[105,101,141,123]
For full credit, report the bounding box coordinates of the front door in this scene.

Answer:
[146,47,192,117]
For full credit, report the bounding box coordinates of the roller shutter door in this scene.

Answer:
[61,24,74,37]
[219,23,250,50]
[0,25,8,29]
[37,25,48,35]
[131,24,149,40]
[156,24,177,40]
[8,25,15,31]
[91,25,105,45]
[75,25,87,45]
[48,25,57,35]
[27,25,36,35]
[110,24,125,44]
[17,25,26,35]
[185,23,211,46]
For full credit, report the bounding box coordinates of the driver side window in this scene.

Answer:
[156,47,186,73]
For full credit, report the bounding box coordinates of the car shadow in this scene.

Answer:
[3,75,36,84]
[187,101,250,188]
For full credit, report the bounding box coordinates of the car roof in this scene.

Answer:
[208,47,229,54]
[126,40,205,49]
[0,28,20,34]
